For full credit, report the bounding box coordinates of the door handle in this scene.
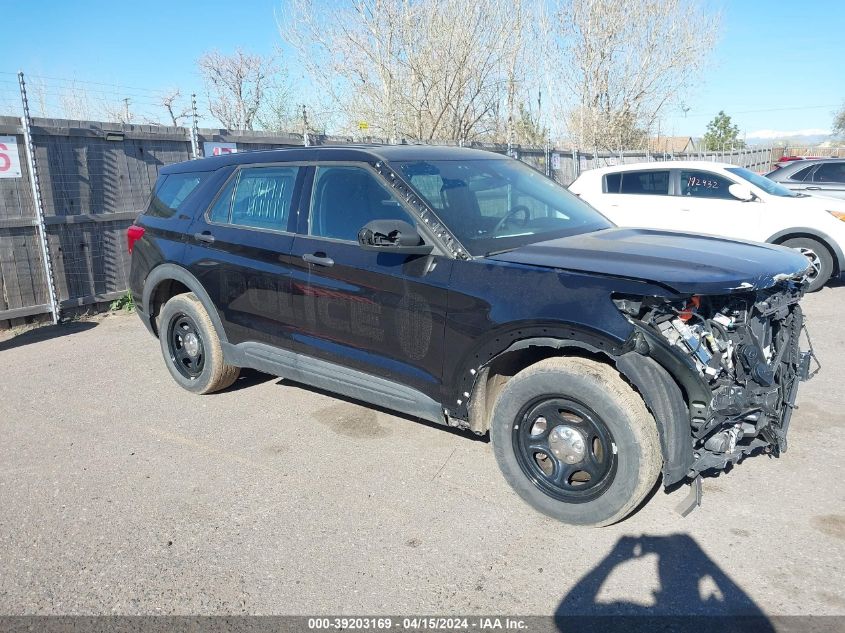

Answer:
[806,186,821,190]
[193,231,215,244]
[302,252,334,267]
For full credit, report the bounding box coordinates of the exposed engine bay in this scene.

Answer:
[615,280,818,479]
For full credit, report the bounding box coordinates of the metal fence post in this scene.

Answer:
[18,71,60,324]
[190,93,200,159]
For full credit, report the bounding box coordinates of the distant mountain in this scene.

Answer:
[745,128,834,147]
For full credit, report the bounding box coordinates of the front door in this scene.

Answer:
[288,164,451,402]
[671,168,762,240]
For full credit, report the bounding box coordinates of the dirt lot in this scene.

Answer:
[0,284,843,619]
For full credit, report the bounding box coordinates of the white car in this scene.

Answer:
[569,161,845,291]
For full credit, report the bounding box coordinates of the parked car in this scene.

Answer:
[765,157,845,200]
[129,147,815,526]
[569,160,845,291]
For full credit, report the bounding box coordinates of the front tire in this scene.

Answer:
[158,293,240,394]
[781,237,833,292]
[490,357,662,527]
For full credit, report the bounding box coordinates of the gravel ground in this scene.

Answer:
[0,283,843,618]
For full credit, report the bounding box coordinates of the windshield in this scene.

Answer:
[393,158,613,256]
[726,166,799,198]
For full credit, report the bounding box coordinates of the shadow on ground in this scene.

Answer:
[555,534,774,632]
[0,320,98,353]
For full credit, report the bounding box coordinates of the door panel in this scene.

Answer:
[808,162,845,199]
[185,165,304,347]
[289,164,450,402]
[596,169,676,230]
[673,169,761,239]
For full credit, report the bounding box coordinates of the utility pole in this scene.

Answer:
[190,93,200,159]
[123,97,131,122]
[18,71,60,324]
[302,104,309,147]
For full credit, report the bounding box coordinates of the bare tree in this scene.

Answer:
[158,88,191,127]
[197,48,280,130]
[834,103,845,138]
[281,0,537,142]
[544,0,719,149]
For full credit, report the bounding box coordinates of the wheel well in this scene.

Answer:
[467,344,610,434]
[771,232,840,276]
[149,279,191,336]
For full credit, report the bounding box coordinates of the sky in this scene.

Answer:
[0,0,843,141]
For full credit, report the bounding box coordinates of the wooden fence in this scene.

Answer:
[0,115,781,327]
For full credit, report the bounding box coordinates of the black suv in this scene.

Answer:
[129,146,815,526]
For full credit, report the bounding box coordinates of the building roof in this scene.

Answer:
[650,136,695,153]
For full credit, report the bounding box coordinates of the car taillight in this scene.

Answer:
[127,225,145,254]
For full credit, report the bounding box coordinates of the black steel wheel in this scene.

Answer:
[158,292,240,394]
[490,357,662,526]
[513,397,617,504]
[167,312,206,379]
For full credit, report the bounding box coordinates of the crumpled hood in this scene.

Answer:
[488,227,810,294]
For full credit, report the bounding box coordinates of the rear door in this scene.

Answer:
[184,163,305,347]
[596,169,676,229]
[806,162,845,199]
[288,163,451,402]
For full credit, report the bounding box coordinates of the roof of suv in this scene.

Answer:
[768,157,845,178]
[160,144,505,174]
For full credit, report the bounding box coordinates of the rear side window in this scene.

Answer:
[605,171,669,195]
[146,172,208,218]
[812,162,845,183]
[208,166,300,231]
[789,165,815,182]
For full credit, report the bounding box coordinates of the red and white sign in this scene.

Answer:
[203,142,238,157]
[0,136,22,178]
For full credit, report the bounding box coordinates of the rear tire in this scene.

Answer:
[781,237,833,292]
[490,357,662,527]
[158,293,240,394]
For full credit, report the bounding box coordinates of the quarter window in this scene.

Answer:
[604,171,670,195]
[147,172,209,218]
[679,170,735,200]
[789,165,815,182]
[309,166,415,241]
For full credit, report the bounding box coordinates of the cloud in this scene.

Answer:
[747,128,830,139]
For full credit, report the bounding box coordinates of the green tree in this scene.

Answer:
[702,111,744,150]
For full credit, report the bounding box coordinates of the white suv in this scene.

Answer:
[569,161,845,291]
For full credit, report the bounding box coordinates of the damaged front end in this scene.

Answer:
[614,278,819,482]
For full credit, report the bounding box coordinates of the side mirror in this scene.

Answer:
[357,219,433,255]
[729,183,755,202]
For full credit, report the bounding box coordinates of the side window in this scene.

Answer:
[604,172,622,193]
[230,166,299,230]
[812,163,845,184]
[207,167,298,229]
[309,166,415,241]
[789,165,815,182]
[679,170,735,200]
[146,172,209,218]
[208,177,236,223]
[606,170,670,195]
